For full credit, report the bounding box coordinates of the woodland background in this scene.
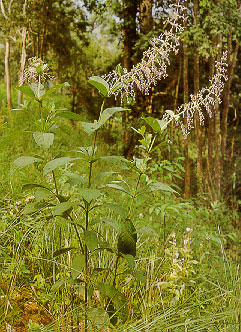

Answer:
[0,0,240,202]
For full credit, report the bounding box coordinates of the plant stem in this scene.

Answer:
[113,255,120,287]
[84,99,105,332]
[52,170,59,195]
[128,172,142,218]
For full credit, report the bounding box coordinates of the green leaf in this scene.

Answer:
[71,254,85,278]
[41,82,69,100]
[131,270,146,283]
[56,110,82,121]
[53,247,76,257]
[104,203,127,218]
[98,107,127,127]
[50,278,70,293]
[43,157,78,175]
[88,76,109,97]
[34,188,54,201]
[29,82,45,99]
[80,108,127,135]
[101,219,119,232]
[80,121,98,135]
[118,218,137,257]
[97,283,128,322]
[123,254,135,269]
[65,172,84,185]
[33,132,54,149]
[11,156,42,175]
[53,201,73,216]
[87,308,109,329]
[82,230,98,252]
[16,86,36,100]
[104,183,132,197]
[149,181,177,194]
[143,117,162,133]
[100,155,129,169]
[79,188,101,203]
[21,202,47,215]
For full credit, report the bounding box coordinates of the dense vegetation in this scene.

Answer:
[0,0,240,331]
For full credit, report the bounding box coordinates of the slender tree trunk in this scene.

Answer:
[18,26,27,105]
[221,36,239,167]
[139,0,153,34]
[122,0,138,158]
[213,33,222,199]
[183,2,190,199]
[193,0,203,192]
[5,38,12,109]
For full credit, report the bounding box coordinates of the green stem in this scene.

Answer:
[52,170,59,196]
[113,255,120,287]
[128,172,142,218]
[84,98,105,332]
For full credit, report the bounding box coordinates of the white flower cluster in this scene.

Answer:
[103,3,186,103]
[174,52,228,138]
[20,57,55,85]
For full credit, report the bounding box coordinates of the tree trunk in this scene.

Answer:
[139,0,153,34]
[221,33,239,167]
[183,2,190,199]
[122,0,138,158]
[193,0,203,193]
[5,38,12,109]
[122,0,138,70]
[18,26,27,105]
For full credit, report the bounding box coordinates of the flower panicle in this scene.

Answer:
[171,51,228,138]
[19,57,55,86]
[103,2,186,103]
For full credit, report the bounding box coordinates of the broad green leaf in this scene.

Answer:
[53,247,76,257]
[149,181,177,194]
[143,116,169,132]
[29,82,45,99]
[94,171,117,182]
[65,172,84,185]
[118,218,137,257]
[56,110,82,121]
[34,188,54,201]
[88,76,109,96]
[41,82,69,100]
[101,219,119,232]
[100,155,129,169]
[53,201,73,216]
[43,157,78,175]
[71,254,85,278]
[16,86,36,100]
[80,121,98,135]
[131,270,146,283]
[50,278,70,293]
[98,107,127,127]
[143,117,162,133]
[80,108,127,135]
[104,183,132,197]
[123,254,135,269]
[134,158,147,173]
[21,202,47,215]
[87,308,109,329]
[33,132,54,149]
[11,156,42,175]
[79,188,101,203]
[23,183,53,193]
[104,203,127,218]
[97,283,128,322]
[82,230,98,251]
